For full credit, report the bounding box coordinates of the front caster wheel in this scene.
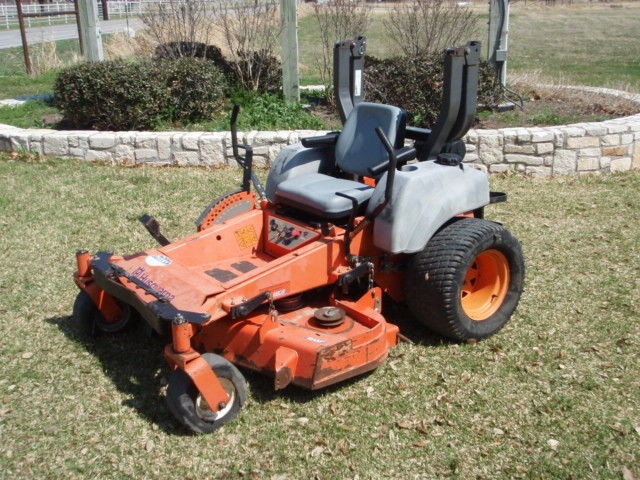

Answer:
[73,290,136,336]
[166,353,248,434]
[405,218,525,341]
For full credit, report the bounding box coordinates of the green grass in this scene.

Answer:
[0,154,638,479]
[0,39,81,98]
[0,99,59,128]
[506,3,640,90]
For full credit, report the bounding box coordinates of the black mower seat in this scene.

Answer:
[275,102,406,219]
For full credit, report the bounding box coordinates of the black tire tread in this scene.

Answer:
[405,218,524,341]
[166,353,248,434]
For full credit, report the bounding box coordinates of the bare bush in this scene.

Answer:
[384,0,480,57]
[104,31,157,60]
[141,0,217,55]
[211,0,281,91]
[311,0,371,85]
[141,0,281,92]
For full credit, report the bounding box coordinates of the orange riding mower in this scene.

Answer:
[72,38,524,433]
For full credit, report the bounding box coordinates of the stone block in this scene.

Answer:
[600,156,611,170]
[633,144,640,169]
[601,134,620,146]
[552,129,565,148]
[11,133,29,150]
[582,123,607,136]
[577,157,599,171]
[516,128,531,142]
[579,147,601,157]
[504,143,535,154]
[156,134,172,161]
[525,166,552,177]
[566,136,599,149]
[85,150,113,162]
[553,150,577,174]
[116,132,136,145]
[603,145,630,157]
[114,144,135,163]
[621,134,633,145]
[536,143,554,155]
[68,148,85,159]
[478,133,503,164]
[199,134,225,166]
[563,126,586,138]
[135,148,158,163]
[464,153,479,163]
[530,130,554,143]
[252,145,270,156]
[89,133,116,149]
[505,154,543,166]
[606,124,628,134]
[181,133,201,150]
[489,164,511,174]
[610,157,632,172]
[174,151,200,166]
[43,134,69,156]
[135,133,157,149]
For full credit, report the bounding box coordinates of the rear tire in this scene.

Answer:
[405,218,524,341]
[166,353,248,434]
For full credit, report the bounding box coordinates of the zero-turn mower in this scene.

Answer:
[72,38,524,433]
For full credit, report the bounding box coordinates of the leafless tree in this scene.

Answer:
[384,0,480,57]
[141,0,217,54]
[311,0,371,85]
[211,0,281,91]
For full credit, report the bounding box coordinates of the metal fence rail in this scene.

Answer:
[0,1,149,29]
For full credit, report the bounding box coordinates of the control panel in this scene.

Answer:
[266,216,318,251]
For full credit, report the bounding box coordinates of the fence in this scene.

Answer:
[0,1,149,29]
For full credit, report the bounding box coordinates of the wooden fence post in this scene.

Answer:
[77,0,104,62]
[280,0,299,102]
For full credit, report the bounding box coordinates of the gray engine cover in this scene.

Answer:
[367,161,490,253]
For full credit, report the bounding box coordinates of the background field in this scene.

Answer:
[1,2,640,99]
[0,154,638,479]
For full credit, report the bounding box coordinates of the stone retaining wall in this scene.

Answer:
[1,87,639,176]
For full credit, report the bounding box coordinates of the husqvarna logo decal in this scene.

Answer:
[145,254,172,267]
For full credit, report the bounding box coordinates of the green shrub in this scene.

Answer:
[155,42,282,94]
[155,42,234,79]
[364,55,501,128]
[232,92,325,130]
[54,58,227,130]
[163,58,227,123]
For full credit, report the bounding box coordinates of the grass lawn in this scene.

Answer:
[0,39,81,99]
[0,154,638,478]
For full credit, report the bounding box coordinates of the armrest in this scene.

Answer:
[368,147,417,176]
[301,132,340,148]
[405,126,431,141]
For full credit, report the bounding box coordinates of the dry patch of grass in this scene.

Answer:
[0,154,638,479]
[477,80,640,128]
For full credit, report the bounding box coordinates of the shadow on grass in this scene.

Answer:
[47,314,183,434]
[47,297,449,434]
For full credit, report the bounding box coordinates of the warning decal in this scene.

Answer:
[234,225,258,249]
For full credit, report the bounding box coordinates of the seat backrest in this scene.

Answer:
[334,102,406,177]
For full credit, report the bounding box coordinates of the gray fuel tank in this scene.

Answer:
[368,161,490,253]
